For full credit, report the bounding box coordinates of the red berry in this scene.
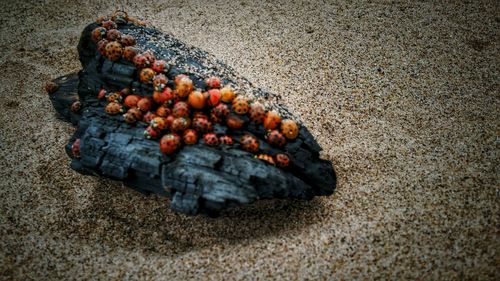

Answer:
[263,110,281,130]
[97,88,107,99]
[156,104,171,117]
[133,54,149,69]
[151,116,167,130]
[97,39,109,56]
[171,117,190,132]
[45,81,59,94]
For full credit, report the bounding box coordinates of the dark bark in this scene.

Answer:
[48,22,336,216]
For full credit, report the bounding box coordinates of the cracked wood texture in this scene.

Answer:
[49,22,336,216]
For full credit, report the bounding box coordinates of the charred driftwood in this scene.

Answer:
[49,21,336,216]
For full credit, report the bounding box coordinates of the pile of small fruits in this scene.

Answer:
[85,13,301,168]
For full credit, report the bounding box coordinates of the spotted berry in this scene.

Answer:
[172,101,190,118]
[105,102,124,115]
[122,46,138,61]
[102,20,117,30]
[152,60,168,73]
[192,117,213,134]
[144,125,160,139]
[249,102,266,124]
[72,139,81,158]
[97,39,109,56]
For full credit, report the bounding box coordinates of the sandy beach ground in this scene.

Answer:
[0,0,498,279]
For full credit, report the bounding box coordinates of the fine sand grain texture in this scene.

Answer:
[0,0,499,280]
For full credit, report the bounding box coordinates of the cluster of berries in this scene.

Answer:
[93,16,299,168]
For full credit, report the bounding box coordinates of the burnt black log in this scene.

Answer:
[48,21,336,216]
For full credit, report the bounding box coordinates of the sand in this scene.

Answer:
[0,0,498,279]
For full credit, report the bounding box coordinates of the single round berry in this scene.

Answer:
[122,46,138,61]
[153,87,174,106]
[91,27,107,43]
[240,134,259,153]
[220,86,236,103]
[203,133,219,146]
[219,135,233,145]
[263,110,281,130]
[232,96,249,115]
[160,133,181,154]
[205,76,221,89]
[280,119,299,140]
[120,34,136,46]
[249,102,266,124]
[105,41,123,61]
[275,154,290,167]
[183,129,198,145]
[139,68,155,84]
[106,29,122,41]
[266,130,286,147]
[105,102,124,115]
[133,54,149,69]
[152,74,168,92]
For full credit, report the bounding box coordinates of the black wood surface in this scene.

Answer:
[48,22,336,216]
